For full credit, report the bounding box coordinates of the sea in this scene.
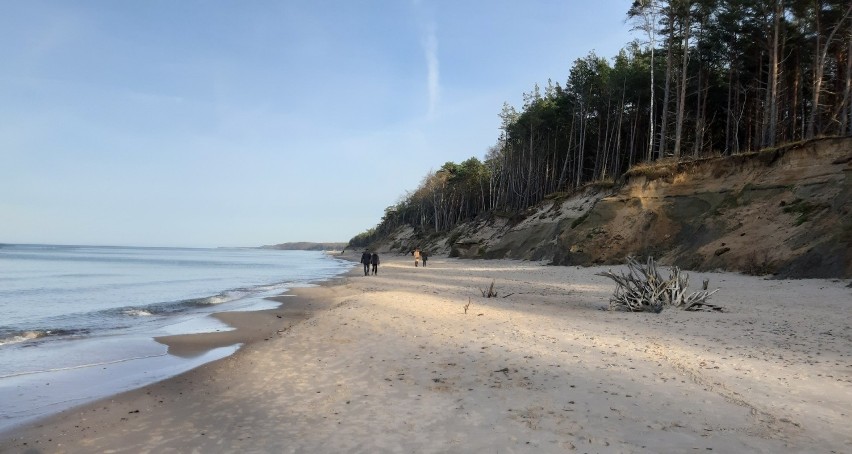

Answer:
[0,244,353,433]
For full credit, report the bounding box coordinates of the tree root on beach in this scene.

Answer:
[480,280,498,298]
[596,257,722,312]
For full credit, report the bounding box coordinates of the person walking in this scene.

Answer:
[370,252,380,275]
[413,247,421,267]
[422,251,428,267]
[360,251,371,276]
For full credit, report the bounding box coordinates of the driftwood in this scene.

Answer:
[596,257,722,312]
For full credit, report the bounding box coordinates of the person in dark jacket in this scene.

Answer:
[360,251,371,276]
[370,252,380,275]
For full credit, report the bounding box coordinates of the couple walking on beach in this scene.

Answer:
[360,251,380,276]
[413,247,428,267]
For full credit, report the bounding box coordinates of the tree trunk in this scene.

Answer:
[615,79,626,176]
[557,116,576,190]
[725,66,733,154]
[693,64,703,158]
[846,28,852,134]
[792,55,801,140]
[576,101,587,186]
[629,99,640,167]
[766,0,781,147]
[659,19,675,158]
[673,20,690,159]
[647,15,657,162]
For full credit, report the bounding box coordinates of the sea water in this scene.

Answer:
[0,244,352,432]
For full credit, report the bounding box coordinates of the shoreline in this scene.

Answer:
[153,251,357,358]
[2,254,849,452]
[153,270,355,358]
[0,260,359,440]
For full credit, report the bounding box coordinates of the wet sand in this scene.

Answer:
[1,253,850,453]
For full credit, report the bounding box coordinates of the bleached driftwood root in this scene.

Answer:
[596,257,722,312]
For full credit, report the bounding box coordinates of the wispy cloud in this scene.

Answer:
[422,22,440,118]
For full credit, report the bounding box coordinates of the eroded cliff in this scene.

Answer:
[370,137,852,278]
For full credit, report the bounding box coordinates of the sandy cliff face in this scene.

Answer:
[554,137,851,278]
[372,137,851,278]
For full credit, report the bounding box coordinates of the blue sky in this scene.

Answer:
[1,1,636,247]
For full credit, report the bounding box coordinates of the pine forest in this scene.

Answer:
[350,0,852,246]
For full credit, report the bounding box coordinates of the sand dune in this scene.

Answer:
[2,253,850,453]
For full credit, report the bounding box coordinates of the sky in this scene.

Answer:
[1,1,636,248]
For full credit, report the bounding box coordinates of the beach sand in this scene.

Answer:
[1,253,850,453]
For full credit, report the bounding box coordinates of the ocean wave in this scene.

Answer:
[162,289,250,310]
[123,309,153,317]
[0,328,91,346]
[198,291,245,306]
[112,289,255,319]
[3,283,299,348]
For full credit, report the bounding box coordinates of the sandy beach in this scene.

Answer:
[1,253,850,453]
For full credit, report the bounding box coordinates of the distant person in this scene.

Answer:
[370,252,380,275]
[422,251,428,267]
[360,251,371,276]
[413,247,421,267]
